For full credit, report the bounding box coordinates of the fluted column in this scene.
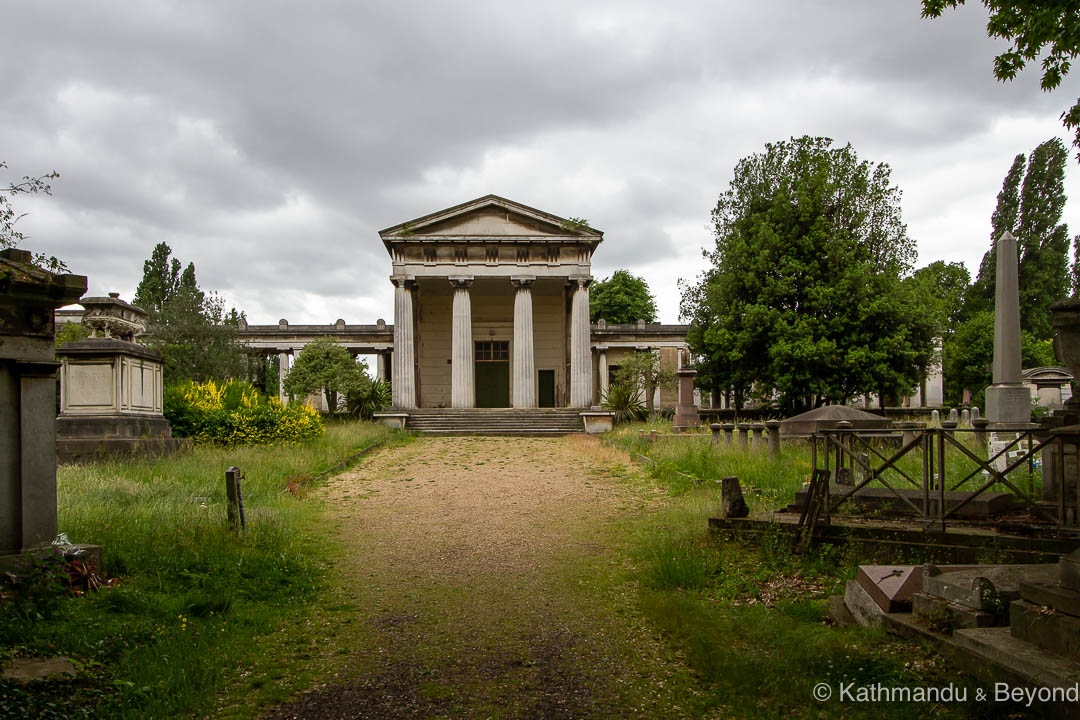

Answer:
[512,276,536,408]
[450,276,475,408]
[569,276,593,407]
[392,276,417,409]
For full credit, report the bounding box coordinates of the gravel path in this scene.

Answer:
[261,435,693,719]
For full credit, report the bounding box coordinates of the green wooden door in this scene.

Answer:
[475,341,510,408]
[538,370,555,408]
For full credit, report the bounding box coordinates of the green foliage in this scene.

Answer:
[682,136,934,413]
[589,269,658,324]
[0,161,69,271]
[922,1,1080,161]
[904,260,971,339]
[346,378,392,420]
[135,242,246,383]
[966,139,1072,339]
[0,549,73,622]
[600,381,646,424]
[943,310,1059,405]
[283,338,372,413]
[54,321,91,348]
[611,350,675,412]
[560,216,591,233]
[164,379,324,445]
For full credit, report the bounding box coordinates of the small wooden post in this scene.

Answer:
[225,466,246,531]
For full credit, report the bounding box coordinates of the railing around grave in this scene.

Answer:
[806,425,1079,533]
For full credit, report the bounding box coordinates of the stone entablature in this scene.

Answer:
[380,194,602,280]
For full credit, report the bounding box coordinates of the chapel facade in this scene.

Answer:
[380,195,601,409]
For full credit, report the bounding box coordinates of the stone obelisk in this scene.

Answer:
[984,230,1031,426]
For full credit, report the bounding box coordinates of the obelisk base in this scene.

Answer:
[985,383,1032,427]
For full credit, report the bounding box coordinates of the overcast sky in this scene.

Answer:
[4,1,1079,324]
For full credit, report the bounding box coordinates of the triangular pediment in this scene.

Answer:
[379,195,602,241]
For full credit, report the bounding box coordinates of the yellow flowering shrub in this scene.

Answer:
[165,380,324,446]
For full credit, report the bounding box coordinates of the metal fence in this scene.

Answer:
[804,425,1079,533]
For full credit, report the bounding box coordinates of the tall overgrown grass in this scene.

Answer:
[0,422,395,720]
[606,423,1024,718]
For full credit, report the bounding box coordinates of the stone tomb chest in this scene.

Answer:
[56,294,184,461]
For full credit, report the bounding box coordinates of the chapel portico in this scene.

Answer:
[380,195,602,410]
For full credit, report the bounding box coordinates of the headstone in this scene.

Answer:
[931,409,940,425]
[948,408,958,423]
[961,409,970,426]
[765,419,781,459]
[720,476,749,518]
[985,231,1032,425]
[0,249,86,565]
[971,406,980,423]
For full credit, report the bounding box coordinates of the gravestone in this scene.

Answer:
[0,249,86,565]
[931,409,940,425]
[948,408,958,423]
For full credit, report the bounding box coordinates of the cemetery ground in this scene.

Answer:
[2,423,1038,719]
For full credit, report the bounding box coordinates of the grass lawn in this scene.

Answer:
[607,421,1042,718]
[0,421,397,720]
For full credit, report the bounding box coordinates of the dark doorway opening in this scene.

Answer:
[475,341,510,408]
[538,369,555,408]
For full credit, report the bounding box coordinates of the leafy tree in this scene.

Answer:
[283,338,370,413]
[0,161,68,272]
[681,136,935,414]
[966,139,1071,339]
[922,2,1080,160]
[134,243,245,383]
[590,269,658,324]
[611,350,676,414]
[905,260,972,339]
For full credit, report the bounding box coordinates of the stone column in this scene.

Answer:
[766,420,781,459]
[392,276,417,409]
[376,351,388,382]
[278,351,290,405]
[511,276,536,408]
[449,276,475,409]
[597,346,609,401]
[985,231,1031,425]
[569,276,593,407]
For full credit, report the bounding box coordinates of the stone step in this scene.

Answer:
[1021,581,1080,618]
[912,591,999,630]
[1011,599,1080,663]
[952,626,1080,690]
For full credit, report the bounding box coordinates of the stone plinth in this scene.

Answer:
[672,367,699,430]
[56,294,186,463]
[0,248,87,559]
[580,411,614,434]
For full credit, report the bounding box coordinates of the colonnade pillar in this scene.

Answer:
[277,351,291,405]
[450,276,475,408]
[569,276,593,407]
[597,346,609,400]
[392,276,417,409]
[511,276,536,408]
